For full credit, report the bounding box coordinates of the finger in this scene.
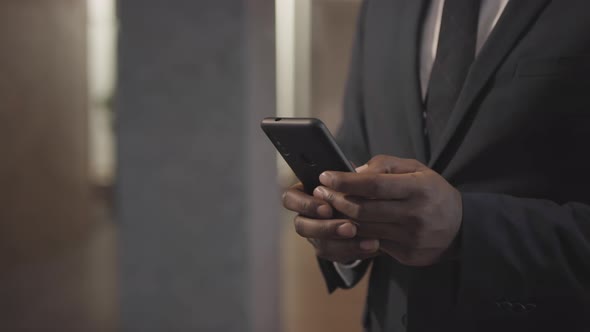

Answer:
[356,222,412,247]
[355,163,370,173]
[294,216,357,239]
[312,239,380,263]
[314,186,408,223]
[282,183,333,218]
[363,155,426,174]
[317,172,422,199]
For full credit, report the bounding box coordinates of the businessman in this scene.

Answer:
[282,0,590,331]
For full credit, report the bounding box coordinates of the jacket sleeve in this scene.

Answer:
[317,0,372,293]
[458,193,590,314]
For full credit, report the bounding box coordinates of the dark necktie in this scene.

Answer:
[425,0,481,159]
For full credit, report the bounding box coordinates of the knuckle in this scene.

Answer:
[404,217,430,249]
[372,174,386,196]
[410,172,429,196]
[351,202,367,220]
[329,176,341,190]
[325,190,336,202]
[373,154,388,162]
[343,195,367,220]
[406,208,426,228]
[300,199,311,213]
[404,210,426,239]
[370,155,388,167]
[397,158,424,172]
[413,234,430,250]
[293,216,306,236]
[318,221,333,238]
[405,207,419,222]
[408,158,423,168]
[405,227,423,248]
[419,186,433,199]
[281,190,290,206]
[410,171,422,182]
[413,159,428,171]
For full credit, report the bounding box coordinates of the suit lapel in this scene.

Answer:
[398,0,429,163]
[428,0,551,168]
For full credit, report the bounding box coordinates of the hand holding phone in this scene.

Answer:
[261,117,380,264]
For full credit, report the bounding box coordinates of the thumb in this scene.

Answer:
[357,155,426,174]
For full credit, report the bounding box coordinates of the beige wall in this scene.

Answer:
[312,0,362,133]
[0,1,116,330]
[0,0,89,265]
[282,1,368,332]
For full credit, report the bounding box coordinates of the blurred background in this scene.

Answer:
[0,0,367,331]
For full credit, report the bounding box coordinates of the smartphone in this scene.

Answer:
[261,117,355,194]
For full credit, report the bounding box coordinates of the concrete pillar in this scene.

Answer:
[117,1,279,331]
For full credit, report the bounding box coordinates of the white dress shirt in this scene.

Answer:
[335,0,510,287]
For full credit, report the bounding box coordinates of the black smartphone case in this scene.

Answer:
[261,117,355,194]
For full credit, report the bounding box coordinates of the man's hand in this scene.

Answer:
[282,183,380,264]
[313,155,463,267]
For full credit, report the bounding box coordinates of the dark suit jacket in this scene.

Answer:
[319,1,590,331]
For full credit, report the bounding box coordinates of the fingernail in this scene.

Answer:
[337,223,356,238]
[319,172,332,186]
[316,205,332,218]
[314,186,328,199]
[355,164,368,173]
[360,239,379,251]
